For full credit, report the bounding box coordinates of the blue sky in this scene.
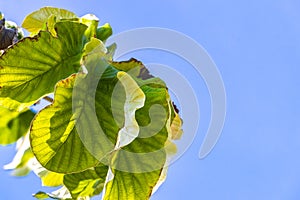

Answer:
[1,0,300,199]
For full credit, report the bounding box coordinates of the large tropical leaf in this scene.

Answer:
[0,21,87,111]
[103,80,171,200]
[93,59,175,199]
[99,58,178,200]
[30,74,101,173]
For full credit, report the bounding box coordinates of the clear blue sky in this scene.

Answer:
[1,0,300,199]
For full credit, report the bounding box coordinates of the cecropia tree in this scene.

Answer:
[0,7,183,200]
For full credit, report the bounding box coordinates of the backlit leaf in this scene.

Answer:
[96,23,112,42]
[0,107,34,145]
[0,21,87,111]
[22,7,77,35]
[63,165,108,199]
[30,74,101,173]
[103,61,174,200]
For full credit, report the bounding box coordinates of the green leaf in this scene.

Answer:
[96,23,112,42]
[30,74,101,173]
[80,14,99,40]
[103,91,169,199]
[0,107,34,145]
[63,165,108,199]
[33,187,72,200]
[22,7,77,35]
[103,169,163,200]
[103,61,173,199]
[33,191,51,199]
[112,84,170,169]
[0,21,87,111]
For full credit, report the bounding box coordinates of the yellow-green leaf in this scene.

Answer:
[30,74,101,173]
[0,21,87,111]
[96,23,112,42]
[0,107,34,145]
[64,165,108,199]
[22,7,77,35]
